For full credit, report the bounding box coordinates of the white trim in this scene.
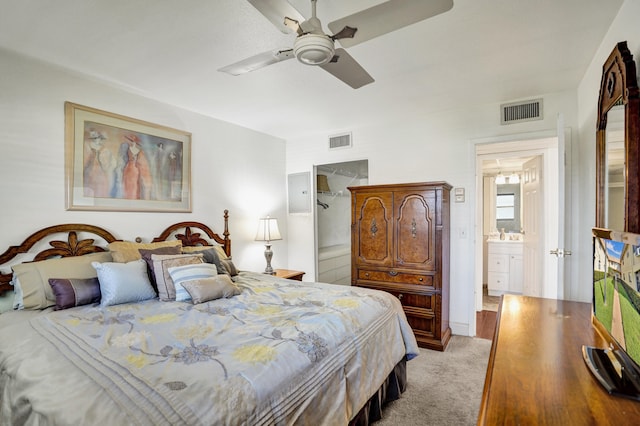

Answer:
[470,129,562,336]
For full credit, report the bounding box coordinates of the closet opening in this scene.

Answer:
[313,160,368,285]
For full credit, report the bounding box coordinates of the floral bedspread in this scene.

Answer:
[0,272,418,425]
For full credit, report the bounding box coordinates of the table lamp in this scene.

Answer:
[255,216,282,274]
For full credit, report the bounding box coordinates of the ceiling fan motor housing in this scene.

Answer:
[293,33,335,65]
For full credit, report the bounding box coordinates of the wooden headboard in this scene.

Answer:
[0,210,231,294]
[151,210,231,257]
[0,224,118,293]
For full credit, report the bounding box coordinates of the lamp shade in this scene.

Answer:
[317,175,331,193]
[255,217,282,242]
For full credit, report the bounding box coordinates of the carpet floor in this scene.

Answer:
[375,336,492,426]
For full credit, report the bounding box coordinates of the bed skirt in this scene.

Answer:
[349,356,408,425]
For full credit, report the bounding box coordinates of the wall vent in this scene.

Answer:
[329,132,352,150]
[500,99,543,125]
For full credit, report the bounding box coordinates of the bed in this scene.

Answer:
[0,211,419,425]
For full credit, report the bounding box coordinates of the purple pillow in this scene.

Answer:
[48,277,101,310]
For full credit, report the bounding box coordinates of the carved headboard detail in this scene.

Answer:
[0,224,118,293]
[151,210,231,257]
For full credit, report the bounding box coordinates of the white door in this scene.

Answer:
[522,156,543,297]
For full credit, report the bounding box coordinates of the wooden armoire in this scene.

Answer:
[348,182,451,351]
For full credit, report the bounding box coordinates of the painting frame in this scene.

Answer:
[65,102,192,212]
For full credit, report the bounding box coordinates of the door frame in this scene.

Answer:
[471,129,571,335]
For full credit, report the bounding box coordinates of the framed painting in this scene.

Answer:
[65,102,192,212]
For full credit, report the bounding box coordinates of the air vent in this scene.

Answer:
[329,132,352,150]
[500,99,543,125]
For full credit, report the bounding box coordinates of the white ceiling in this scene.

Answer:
[0,0,624,140]
[482,157,533,175]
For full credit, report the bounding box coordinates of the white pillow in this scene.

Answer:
[92,260,156,307]
[167,263,218,302]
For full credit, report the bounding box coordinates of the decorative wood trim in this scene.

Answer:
[0,224,118,293]
[151,210,231,256]
[596,41,640,232]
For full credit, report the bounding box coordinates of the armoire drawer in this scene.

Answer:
[358,269,433,287]
[385,290,436,312]
[405,313,435,338]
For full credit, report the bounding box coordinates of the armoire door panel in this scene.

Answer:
[354,193,393,267]
[395,191,436,270]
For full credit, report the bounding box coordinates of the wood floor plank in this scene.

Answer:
[476,310,497,340]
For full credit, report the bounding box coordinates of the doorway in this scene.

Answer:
[474,135,565,333]
[313,160,368,284]
[481,155,535,309]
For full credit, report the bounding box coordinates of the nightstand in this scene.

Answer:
[273,269,305,281]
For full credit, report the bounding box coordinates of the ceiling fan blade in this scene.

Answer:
[320,48,374,89]
[218,49,294,75]
[327,0,453,48]
[284,16,302,34]
[331,26,357,41]
[247,0,306,34]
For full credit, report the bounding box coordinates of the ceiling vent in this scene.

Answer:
[500,99,543,125]
[329,132,352,150]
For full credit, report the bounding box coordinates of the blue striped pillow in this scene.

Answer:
[167,263,218,302]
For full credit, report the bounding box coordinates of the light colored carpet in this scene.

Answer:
[375,336,492,426]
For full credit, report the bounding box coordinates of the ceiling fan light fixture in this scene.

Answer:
[293,33,335,65]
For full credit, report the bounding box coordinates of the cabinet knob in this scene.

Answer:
[419,277,423,282]
[389,270,398,276]
[398,293,404,301]
[365,273,369,278]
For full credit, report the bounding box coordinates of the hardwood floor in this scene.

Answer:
[476,310,497,340]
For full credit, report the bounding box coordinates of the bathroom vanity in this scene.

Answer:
[487,240,523,296]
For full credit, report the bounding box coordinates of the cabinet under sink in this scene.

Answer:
[487,241,523,296]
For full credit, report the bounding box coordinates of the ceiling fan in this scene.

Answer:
[218,0,454,89]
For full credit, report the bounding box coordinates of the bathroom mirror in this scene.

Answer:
[495,183,521,233]
[596,41,640,232]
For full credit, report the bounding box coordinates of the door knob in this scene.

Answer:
[550,248,572,257]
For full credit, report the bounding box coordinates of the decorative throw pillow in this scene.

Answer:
[167,263,219,302]
[182,246,227,275]
[213,245,229,260]
[11,251,113,310]
[91,260,157,307]
[108,240,182,263]
[220,257,239,276]
[151,254,204,301]
[48,277,101,310]
[139,245,183,291]
[181,274,241,304]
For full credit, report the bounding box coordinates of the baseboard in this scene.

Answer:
[450,321,471,337]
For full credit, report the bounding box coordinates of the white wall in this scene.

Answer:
[0,48,287,273]
[575,0,640,302]
[287,90,578,335]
